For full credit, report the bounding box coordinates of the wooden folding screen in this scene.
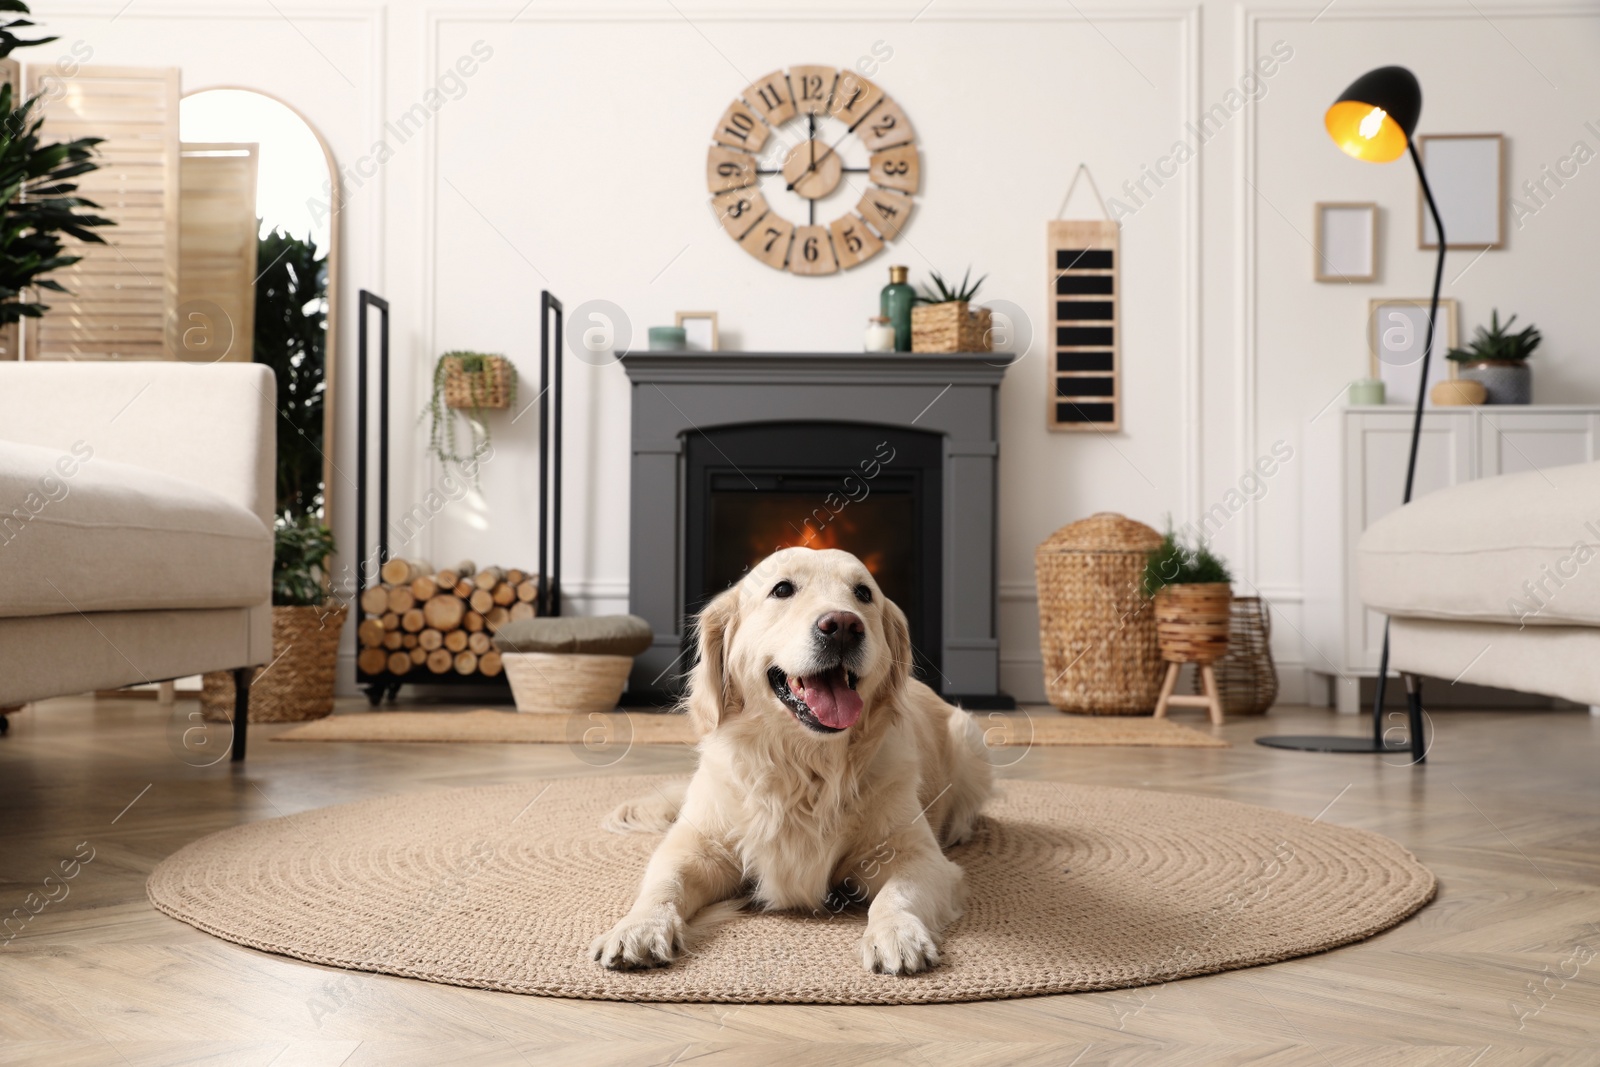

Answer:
[26,65,180,360]
[177,142,258,362]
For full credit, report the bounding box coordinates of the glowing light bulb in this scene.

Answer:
[1359,107,1387,140]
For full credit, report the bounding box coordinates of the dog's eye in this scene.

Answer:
[854,583,872,604]
[771,580,795,599]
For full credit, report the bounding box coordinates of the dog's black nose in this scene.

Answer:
[816,611,865,648]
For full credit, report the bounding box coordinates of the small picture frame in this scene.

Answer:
[675,311,719,352]
[1418,134,1504,250]
[1314,202,1377,283]
[1368,298,1459,406]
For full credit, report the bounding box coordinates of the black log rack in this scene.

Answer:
[353,289,565,705]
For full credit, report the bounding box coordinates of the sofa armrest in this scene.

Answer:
[0,362,276,527]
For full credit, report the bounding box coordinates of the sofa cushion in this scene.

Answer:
[1359,459,1600,627]
[0,441,272,618]
[492,614,654,656]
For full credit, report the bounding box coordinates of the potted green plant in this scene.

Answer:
[201,227,342,723]
[1143,528,1233,665]
[203,518,344,723]
[1446,310,1539,404]
[910,268,991,353]
[421,351,516,479]
[0,2,115,337]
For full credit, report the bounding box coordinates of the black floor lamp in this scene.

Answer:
[1257,66,1443,764]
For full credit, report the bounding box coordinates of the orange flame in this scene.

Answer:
[746,507,885,576]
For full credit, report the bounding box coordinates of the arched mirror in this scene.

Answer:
[178,88,340,526]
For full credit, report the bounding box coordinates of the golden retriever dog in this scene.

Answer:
[592,546,993,975]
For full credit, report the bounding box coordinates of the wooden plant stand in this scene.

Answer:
[1152,583,1232,725]
[1154,661,1224,725]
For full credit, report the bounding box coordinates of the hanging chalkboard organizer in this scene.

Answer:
[1048,165,1121,432]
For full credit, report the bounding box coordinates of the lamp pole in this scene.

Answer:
[1368,142,1446,758]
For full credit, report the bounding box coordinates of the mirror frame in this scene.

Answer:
[179,86,342,533]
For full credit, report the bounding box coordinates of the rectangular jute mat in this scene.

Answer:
[274,710,1228,748]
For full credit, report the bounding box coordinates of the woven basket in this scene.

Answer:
[1035,513,1165,715]
[200,603,348,722]
[1192,595,1278,714]
[911,301,992,353]
[1154,584,1232,664]
[443,355,512,410]
[503,652,632,714]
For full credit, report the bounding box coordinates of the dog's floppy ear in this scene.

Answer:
[877,596,914,707]
[684,586,741,737]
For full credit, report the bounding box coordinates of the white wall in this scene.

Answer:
[44,1,1600,701]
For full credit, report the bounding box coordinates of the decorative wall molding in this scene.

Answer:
[420,5,1204,673]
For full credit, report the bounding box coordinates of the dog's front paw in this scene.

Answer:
[590,905,687,970]
[860,912,940,975]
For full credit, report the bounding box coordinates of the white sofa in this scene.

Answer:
[0,362,276,759]
[1359,458,1600,708]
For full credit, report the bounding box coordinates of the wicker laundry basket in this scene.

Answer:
[1035,513,1165,714]
[200,603,347,722]
[1192,595,1278,714]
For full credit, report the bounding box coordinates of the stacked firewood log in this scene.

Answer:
[355,558,539,679]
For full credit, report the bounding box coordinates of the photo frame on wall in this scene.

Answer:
[1314,202,1378,282]
[1368,298,1458,406]
[675,311,719,351]
[1418,134,1504,250]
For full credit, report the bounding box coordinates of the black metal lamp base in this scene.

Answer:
[1255,735,1414,753]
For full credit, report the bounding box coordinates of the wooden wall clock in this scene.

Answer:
[706,66,918,275]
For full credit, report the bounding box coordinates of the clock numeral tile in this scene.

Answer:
[856,96,914,151]
[710,188,770,240]
[712,99,770,153]
[857,187,914,241]
[868,145,919,195]
[741,70,797,127]
[788,225,839,276]
[828,214,884,271]
[788,65,838,116]
[827,72,885,129]
[738,214,794,270]
[706,146,757,194]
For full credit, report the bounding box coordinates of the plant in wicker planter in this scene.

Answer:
[202,517,346,722]
[1446,309,1539,405]
[422,351,515,481]
[911,268,992,353]
[1143,529,1233,723]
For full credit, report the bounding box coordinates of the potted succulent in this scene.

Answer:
[1143,528,1233,665]
[422,351,516,479]
[1446,310,1539,405]
[202,517,345,722]
[911,268,991,353]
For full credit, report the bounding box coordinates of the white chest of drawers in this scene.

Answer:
[1301,405,1600,712]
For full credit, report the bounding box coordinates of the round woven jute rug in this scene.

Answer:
[147,776,1435,1004]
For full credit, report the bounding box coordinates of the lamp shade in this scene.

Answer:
[1325,66,1421,163]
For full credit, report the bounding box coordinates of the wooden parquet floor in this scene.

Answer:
[1,695,1597,1066]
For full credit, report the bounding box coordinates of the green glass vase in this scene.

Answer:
[879,265,915,352]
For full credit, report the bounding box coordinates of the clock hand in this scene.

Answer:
[786,129,853,191]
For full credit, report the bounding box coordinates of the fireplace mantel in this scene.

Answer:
[621,350,1016,706]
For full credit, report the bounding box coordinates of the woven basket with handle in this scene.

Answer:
[200,603,347,722]
[1034,513,1165,715]
[911,301,992,353]
[443,355,512,410]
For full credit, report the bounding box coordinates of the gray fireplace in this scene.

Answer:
[621,350,1014,707]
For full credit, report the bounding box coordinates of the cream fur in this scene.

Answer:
[591,547,993,975]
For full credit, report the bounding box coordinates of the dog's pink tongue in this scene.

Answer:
[800,671,862,729]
